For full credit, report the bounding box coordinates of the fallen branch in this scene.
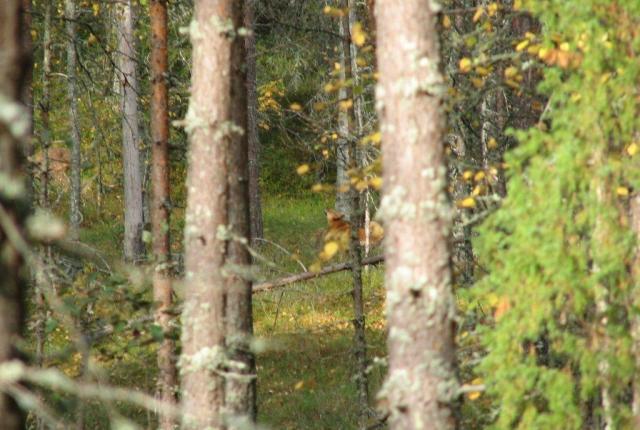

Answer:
[51,239,112,272]
[253,255,384,293]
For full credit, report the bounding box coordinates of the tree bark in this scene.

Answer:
[244,0,264,244]
[0,1,31,428]
[225,2,257,425]
[34,5,52,429]
[630,193,640,427]
[65,0,82,240]
[376,1,457,429]
[116,0,145,262]
[339,2,370,425]
[335,6,351,216]
[149,1,178,428]
[180,1,247,428]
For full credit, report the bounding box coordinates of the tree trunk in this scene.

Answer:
[65,0,82,240]
[376,1,457,429]
[335,7,351,216]
[631,193,640,427]
[340,2,369,425]
[116,0,144,262]
[180,1,247,428]
[149,1,178,428]
[0,1,31,428]
[244,0,264,244]
[34,4,52,429]
[225,2,256,425]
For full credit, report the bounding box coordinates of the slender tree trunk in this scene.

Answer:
[34,5,53,429]
[335,6,351,216]
[65,0,82,240]
[150,1,178,428]
[339,2,369,425]
[244,0,263,244]
[180,1,247,428]
[630,193,640,427]
[0,1,31,428]
[116,0,144,262]
[376,1,457,429]
[21,0,33,158]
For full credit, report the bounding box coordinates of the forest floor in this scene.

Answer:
[54,193,388,429]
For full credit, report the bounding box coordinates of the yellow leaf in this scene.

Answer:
[339,99,353,111]
[311,183,324,193]
[627,143,639,156]
[324,83,336,93]
[351,22,367,47]
[466,377,484,400]
[471,78,484,89]
[475,66,491,76]
[323,241,340,260]
[369,176,383,190]
[487,2,499,16]
[504,66,518,79]
[487,138,498,149]
[559,42,570,52]
[331,133,338,140]
[474,171,486,182]
[294,380,305,390]
[458,197,476,209]
[290,103,302,112]
[472,7,484,23]
[468,391,482,401]
[92,3,100,16]
[516,39,530,52]
[296,164,310,175]
[462,170,473,181]
[459,58,472,74]
[442,15,452,29]
[617,187,630,197]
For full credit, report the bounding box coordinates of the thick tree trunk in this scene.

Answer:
[225,3,257,425]
[0,1,31,428]
[65,0,82,240]
[180,1,247,428]
[117,0,145,262]
[149,1,178,429]
[244,0,264,244]
[376,1,457,429]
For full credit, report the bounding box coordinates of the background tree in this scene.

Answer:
[65,0,82,239]
[245,0,264,243]
[376,0,457,428]
[116,0,144,262]
[149,0,177,428]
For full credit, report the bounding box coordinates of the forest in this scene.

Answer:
[1,0,640,429]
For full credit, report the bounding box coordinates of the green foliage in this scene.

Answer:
[468,1,640,427]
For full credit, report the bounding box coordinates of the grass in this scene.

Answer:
[252,193,388,429]
[35,191,388,429]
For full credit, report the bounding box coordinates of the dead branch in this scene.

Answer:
[253,255,384,293]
